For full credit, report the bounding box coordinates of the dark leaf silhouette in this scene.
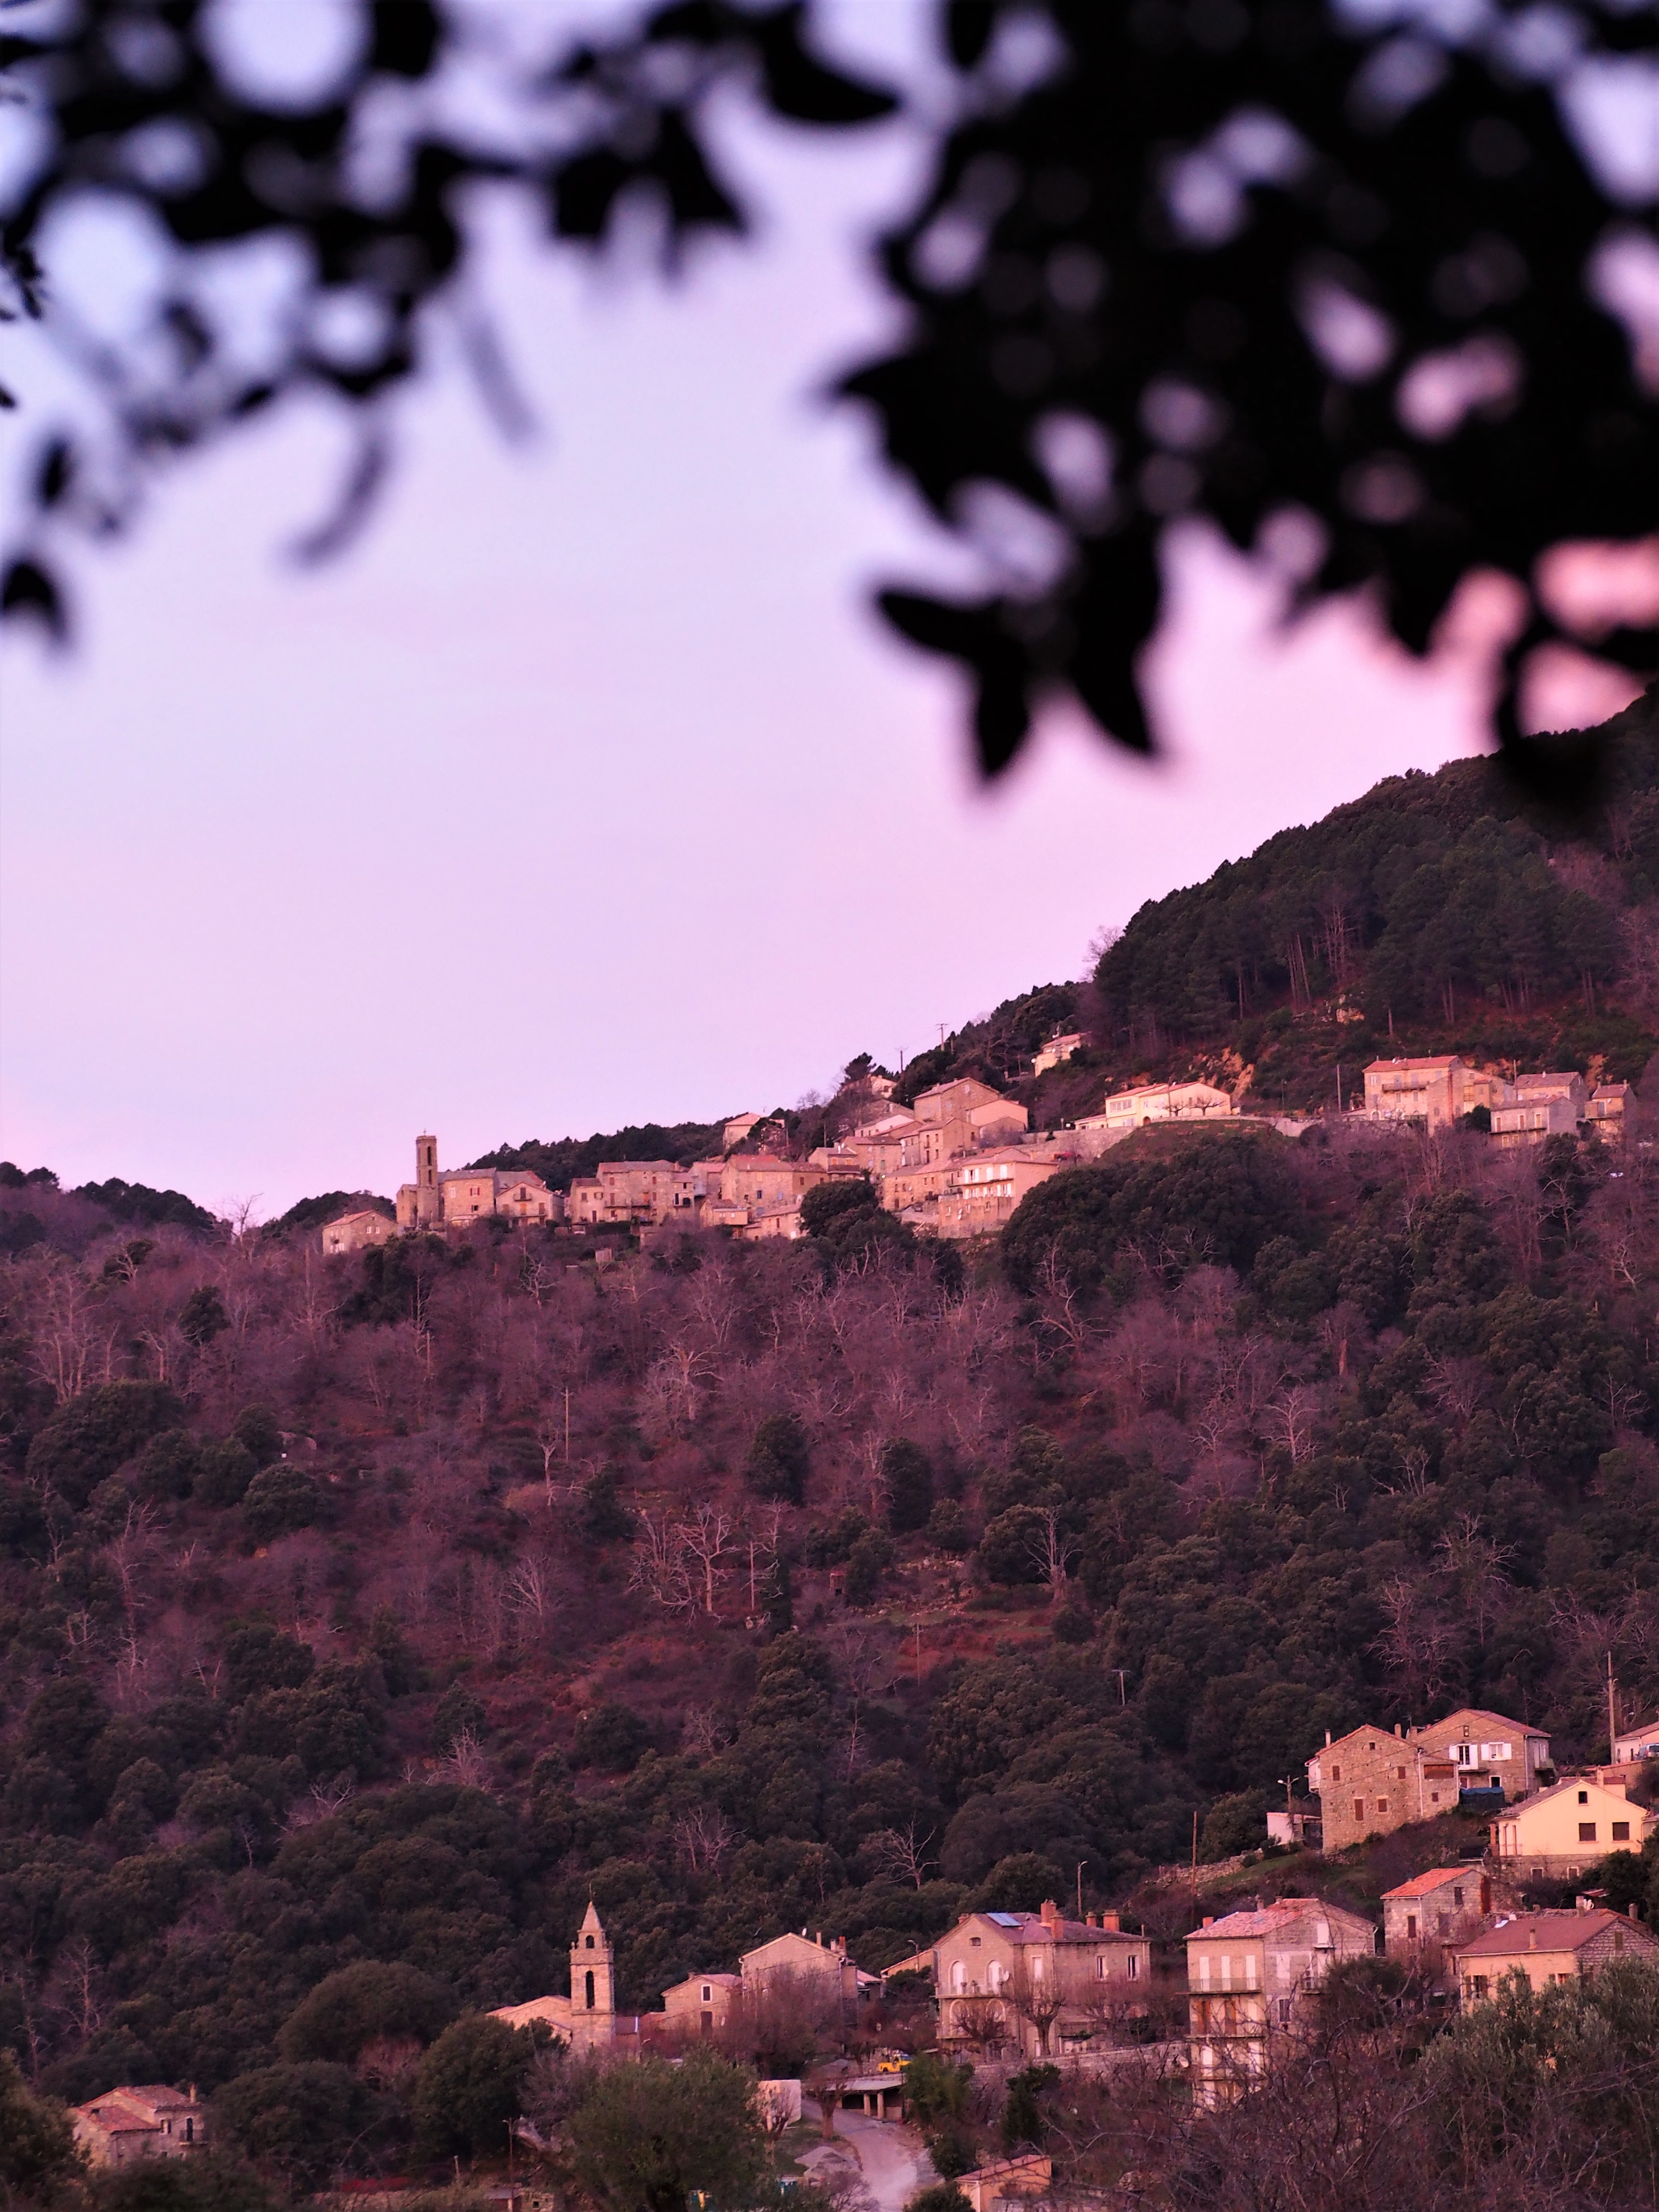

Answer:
[0,557,67,643]
[0,0,1651,795]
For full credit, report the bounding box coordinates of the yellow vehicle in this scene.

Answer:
[875,2051,910,2074]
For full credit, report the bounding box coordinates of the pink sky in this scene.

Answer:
[0,5,1632,1218]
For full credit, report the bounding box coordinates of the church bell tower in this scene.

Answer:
[414,1133,440,1228]
[569,1901,614,2047]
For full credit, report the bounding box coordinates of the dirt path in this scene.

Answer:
[802,2108,937,2212]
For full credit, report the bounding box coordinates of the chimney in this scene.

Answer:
[1631,1903,1641,1922]
[1577,1895,1594,1913]
[1040,1899,1062,1934]
[1395,1723,1402,1737]
[1325,1730,1332,1747]
[1528,1928,1537,1949]
[1202,1916,1214,1929]
[815,1931,823,1947]
[1099,1911,1120,1933]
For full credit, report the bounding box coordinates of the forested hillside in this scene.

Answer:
[902,685,1659,1129]
[6,693,1659,2202]
[4,1092,1659,2193]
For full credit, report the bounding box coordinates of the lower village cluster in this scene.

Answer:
[72,1698,1659,2184]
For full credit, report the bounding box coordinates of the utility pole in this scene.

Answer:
[1336,1064,1343,1113]
[914,1618,924,1683]
[1609,1650,1619,1761]
[1112,1669,1127,1706]
[1190,1810,1199,1920]
[1076,1860,1088,1920]
[564,1386,570,1464]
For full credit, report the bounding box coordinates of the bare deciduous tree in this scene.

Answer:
[861,1820,937,1889]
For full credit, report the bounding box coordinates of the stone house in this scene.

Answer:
[741,1929,865,2002]
[660,1970,741,2037]
[1033,1032,1086,1076]
[934,1144,1076,1237]
[717,1155,825,1211]
[836,1118,918,1183]
[72,2086,208,2168]
[723,1113,764,1149]
[395,1137,561,1229]
[1381,1868,1506,1985]
[1408,1708,1551,1805]
[911,1076,1029,1139]
[1075,1079,1235,1136]
[1185,1897,1376,2104]
[926,1904,1151,2060]
[1361,1057,1504,1130]
[953,2154,1052,2212]
[1450,1905,1658,2006]
[567,1160,683,1227]
[1490,1771,1656,1879]
[1614,1712,1659,1764]
[321,1209,397,1257]
[1305,1723,1460,1851]
[1587,1082,1632,1136]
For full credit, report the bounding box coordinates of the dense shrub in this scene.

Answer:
[241,1467,323,1542]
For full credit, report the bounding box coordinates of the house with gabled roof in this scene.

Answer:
[1450,1905,1658,2008]
[71,2086,208,2168]
[1186,1896,1376,2104]
[1381,1867,1513,1986]
[927,1902,1151,2060]
[1490,1770,1656,1879]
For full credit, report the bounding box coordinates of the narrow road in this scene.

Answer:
[803,2107,937,2212]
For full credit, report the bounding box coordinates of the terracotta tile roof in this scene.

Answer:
[1382,1867,1476,1900]
[1454,1910,1651,1958]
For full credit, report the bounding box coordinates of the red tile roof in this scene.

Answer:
[1454,1910,1653,1958]
[1382,1867,1476,1901]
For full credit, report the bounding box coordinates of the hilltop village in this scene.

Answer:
[321,1050,1637,1260]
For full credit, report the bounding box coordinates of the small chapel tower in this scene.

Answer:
[414,1134,440,1228]
[569,1901,614,2048]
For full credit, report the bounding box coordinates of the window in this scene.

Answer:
[1220,1955,1232,1990]
[1354,1798,1365,1822]
[1127,1955,1139,1980]
[1579,1823,1598,1843]
[1276,1998,1293,2025]
[1406,1915,1418,1941]
[1615,1932,1626,1953]
[1396,1765,1407,1780]
[1244,1955,1258,1989]
[1377,1797,1390,1814]
[1470,1976,1489,2000]
[951,1962,967,1993]
[1613,1822,1631,1842]
[1453,1887,1464,1909]
[1197,1955,1212,1990]
[1578,1790,1589,1805]
[584,1971,596,2009]
[1095,1955,1106,1978]
[585,1936,595,1950]
[1330,1764,1342,1781]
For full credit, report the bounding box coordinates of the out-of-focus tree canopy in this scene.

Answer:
[1,0,1654,794]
